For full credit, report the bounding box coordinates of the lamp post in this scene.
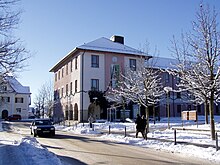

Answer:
[164,87,172,129]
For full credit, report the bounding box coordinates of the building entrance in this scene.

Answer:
[2,110,8,119]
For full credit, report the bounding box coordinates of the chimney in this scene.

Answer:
[110,35,124,44]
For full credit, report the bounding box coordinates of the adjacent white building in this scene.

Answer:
[0,76,31,119]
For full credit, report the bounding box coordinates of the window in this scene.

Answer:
[176,76,180,84]
[70,60,73,72]
[66,84,68,96]
[1,85,7,91]
[58,71,60,80]
[55,73,57,82]
[66,63,68,75]
[70,82,73,94]
[91,55,99,68]
[216,104,219,114]
[2,97,10,102]
[129,59,136,71]
[16,108,21,113]
[176,92,181,98]
[15,97,24,103]
[61,87,64,98]
[75,80,77,92]
[91,79,99,91]
[110,64,120,88]
[54,90,58,100]
[187,105,191,110]
[168,91,171,98]
[75,57,78,69]
[58,89,61,98]
[197,104,201,113]
[165,73,169,83]
[177,105,181,113]
[62,68,64,78]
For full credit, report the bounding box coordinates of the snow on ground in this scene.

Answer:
[56,116,220,164]
[0,121,62,165]
[1,116,220,164]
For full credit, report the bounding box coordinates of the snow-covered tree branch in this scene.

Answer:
[169,3,220,140]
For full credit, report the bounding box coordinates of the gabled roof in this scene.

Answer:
[77,37,147,56]
[6,76,31,94]
[50,37,150,72]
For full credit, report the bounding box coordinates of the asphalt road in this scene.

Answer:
[2,121,218,165]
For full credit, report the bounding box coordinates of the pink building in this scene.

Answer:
[50,36,219,123]
[50,36,152,122]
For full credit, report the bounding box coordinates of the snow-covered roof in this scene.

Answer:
[148,56,178,69]
[50,37,150,72]
[77,37,148,56]
[6,76,31,94]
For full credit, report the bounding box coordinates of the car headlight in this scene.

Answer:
[50,127,55,130]
[37,128,41,130]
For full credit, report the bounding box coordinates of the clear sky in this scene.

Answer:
[15,0,220,105]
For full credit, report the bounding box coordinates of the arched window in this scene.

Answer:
[69,104,73,120]
[65,105,68,120]
[74,103,78,120]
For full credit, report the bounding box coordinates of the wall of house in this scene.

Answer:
[52,48,220,122]
[14,93,30,119]
[53,51,82,122]
[0,81,30,119]
[104,53,124,89]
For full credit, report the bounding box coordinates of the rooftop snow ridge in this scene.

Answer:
[77,37,147,56]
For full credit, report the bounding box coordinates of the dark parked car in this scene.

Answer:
[30,119,55,137]
[5,114,21,121]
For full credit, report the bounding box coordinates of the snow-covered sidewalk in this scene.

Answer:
[0,121,62,165]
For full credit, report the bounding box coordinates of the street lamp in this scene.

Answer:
[164,86,172,129]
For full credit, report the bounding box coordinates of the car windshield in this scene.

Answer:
[35,120,52,125]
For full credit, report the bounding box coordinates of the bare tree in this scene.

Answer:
[169,4,220,140]
[0,0,29,77]
[34,80,54,118]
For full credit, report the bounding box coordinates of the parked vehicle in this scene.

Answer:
[30,119,55,137]
[5,114,21,121]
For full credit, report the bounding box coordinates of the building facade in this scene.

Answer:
[50,36,152,122]
[50,36,219,123]
[0,76,31,119]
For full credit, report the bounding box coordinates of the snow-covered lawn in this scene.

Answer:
[0,116,220,164]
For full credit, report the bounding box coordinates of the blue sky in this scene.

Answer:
[15,0,220,105]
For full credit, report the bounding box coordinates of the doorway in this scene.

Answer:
[2,110,8,119]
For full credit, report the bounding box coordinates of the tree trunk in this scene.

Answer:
[205,99,209,124]
[153,105,156,124]
[209,92,216,140]
[145,106,149,133]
